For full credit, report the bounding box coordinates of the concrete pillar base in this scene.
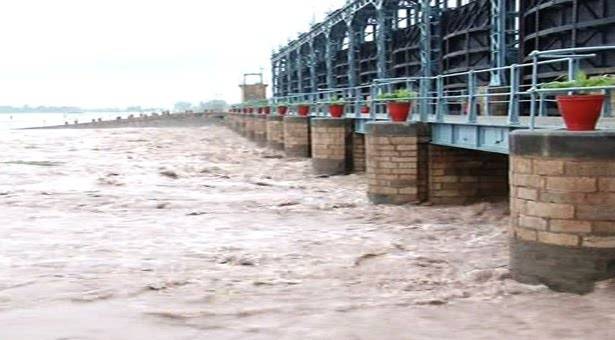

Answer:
[311,118,353,176]
[510,130,615,294]
[283,116,311,158]
[266,116,284,150]
[366,122,429,205]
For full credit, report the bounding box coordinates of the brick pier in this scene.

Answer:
[283,116,311,158]
[245,114,256,140]
[266,115,284,150]
[365,122,430,205]
[510,130,615,294]
[310,118,353,175]
[253,115,267,146]
[352,133,366,173]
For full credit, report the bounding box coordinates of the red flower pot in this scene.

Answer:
[257,108,263,114]
[361,106,370,114]
[263,107,271,115]
[298,105,310,116]
[277,106,288,115]
[329,104,345,118]
[387,102,412,122]
[248,108,254,114]
[556,95,605,131]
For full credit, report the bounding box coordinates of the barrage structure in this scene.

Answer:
[227,0,615,294]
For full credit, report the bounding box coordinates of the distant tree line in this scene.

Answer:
[174,100,228,113]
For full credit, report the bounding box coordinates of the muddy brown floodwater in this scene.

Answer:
[0,122,614,339]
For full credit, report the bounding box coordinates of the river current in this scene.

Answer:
[0,123,613,339]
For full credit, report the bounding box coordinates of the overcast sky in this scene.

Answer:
[0,0,346,109]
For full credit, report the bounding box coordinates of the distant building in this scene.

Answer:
[239,73,268,102]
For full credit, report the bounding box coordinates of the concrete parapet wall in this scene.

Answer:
[311,118,353,176]
[365,122,430,205]
[428,145,509,205]
[283,116,311,158]
[266,116,284,150]
[510,130,615,294]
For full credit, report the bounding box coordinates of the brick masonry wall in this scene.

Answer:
[231,114,242,133]
[428,145,509,205]
[253,115,267,146]
[352,133,366,173]
[283,116,311,158]
[245,115,256,140]
[266,116,284,150]
[509,130,615,294]
[366,122,429,205]
[311,118,353,175]
[511,156,615,248]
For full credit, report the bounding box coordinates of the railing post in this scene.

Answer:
[508,64,520,125]
[370,83,376,119]
[420,77,430,122]
[539,93,547,117]
[603,89,612,118]
[483,86,491,117]
[530,52,538,130]
[436,75,445,122]
[467,71,477,124]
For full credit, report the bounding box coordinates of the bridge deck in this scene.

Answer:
[427,115,615,129]
[353,116,615,154]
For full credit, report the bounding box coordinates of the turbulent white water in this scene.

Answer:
[0,124,613,339]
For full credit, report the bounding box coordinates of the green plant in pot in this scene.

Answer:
[378,89,417,122]
[542,72,615,131]
[327,97,346,118]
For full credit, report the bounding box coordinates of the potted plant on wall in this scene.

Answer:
[361,103,371,114]
[542,72,615,131]
[276,102,289,115]
[258,100,270,115]
[328,97,346,118]
[378,88,417,122]
[296,102,311,117]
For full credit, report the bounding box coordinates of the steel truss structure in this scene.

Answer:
[261,0,615,154]
[272,0,519,98]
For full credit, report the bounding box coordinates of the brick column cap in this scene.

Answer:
[511,130,615,159]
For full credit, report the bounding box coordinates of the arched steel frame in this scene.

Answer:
[272,0,516,99]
